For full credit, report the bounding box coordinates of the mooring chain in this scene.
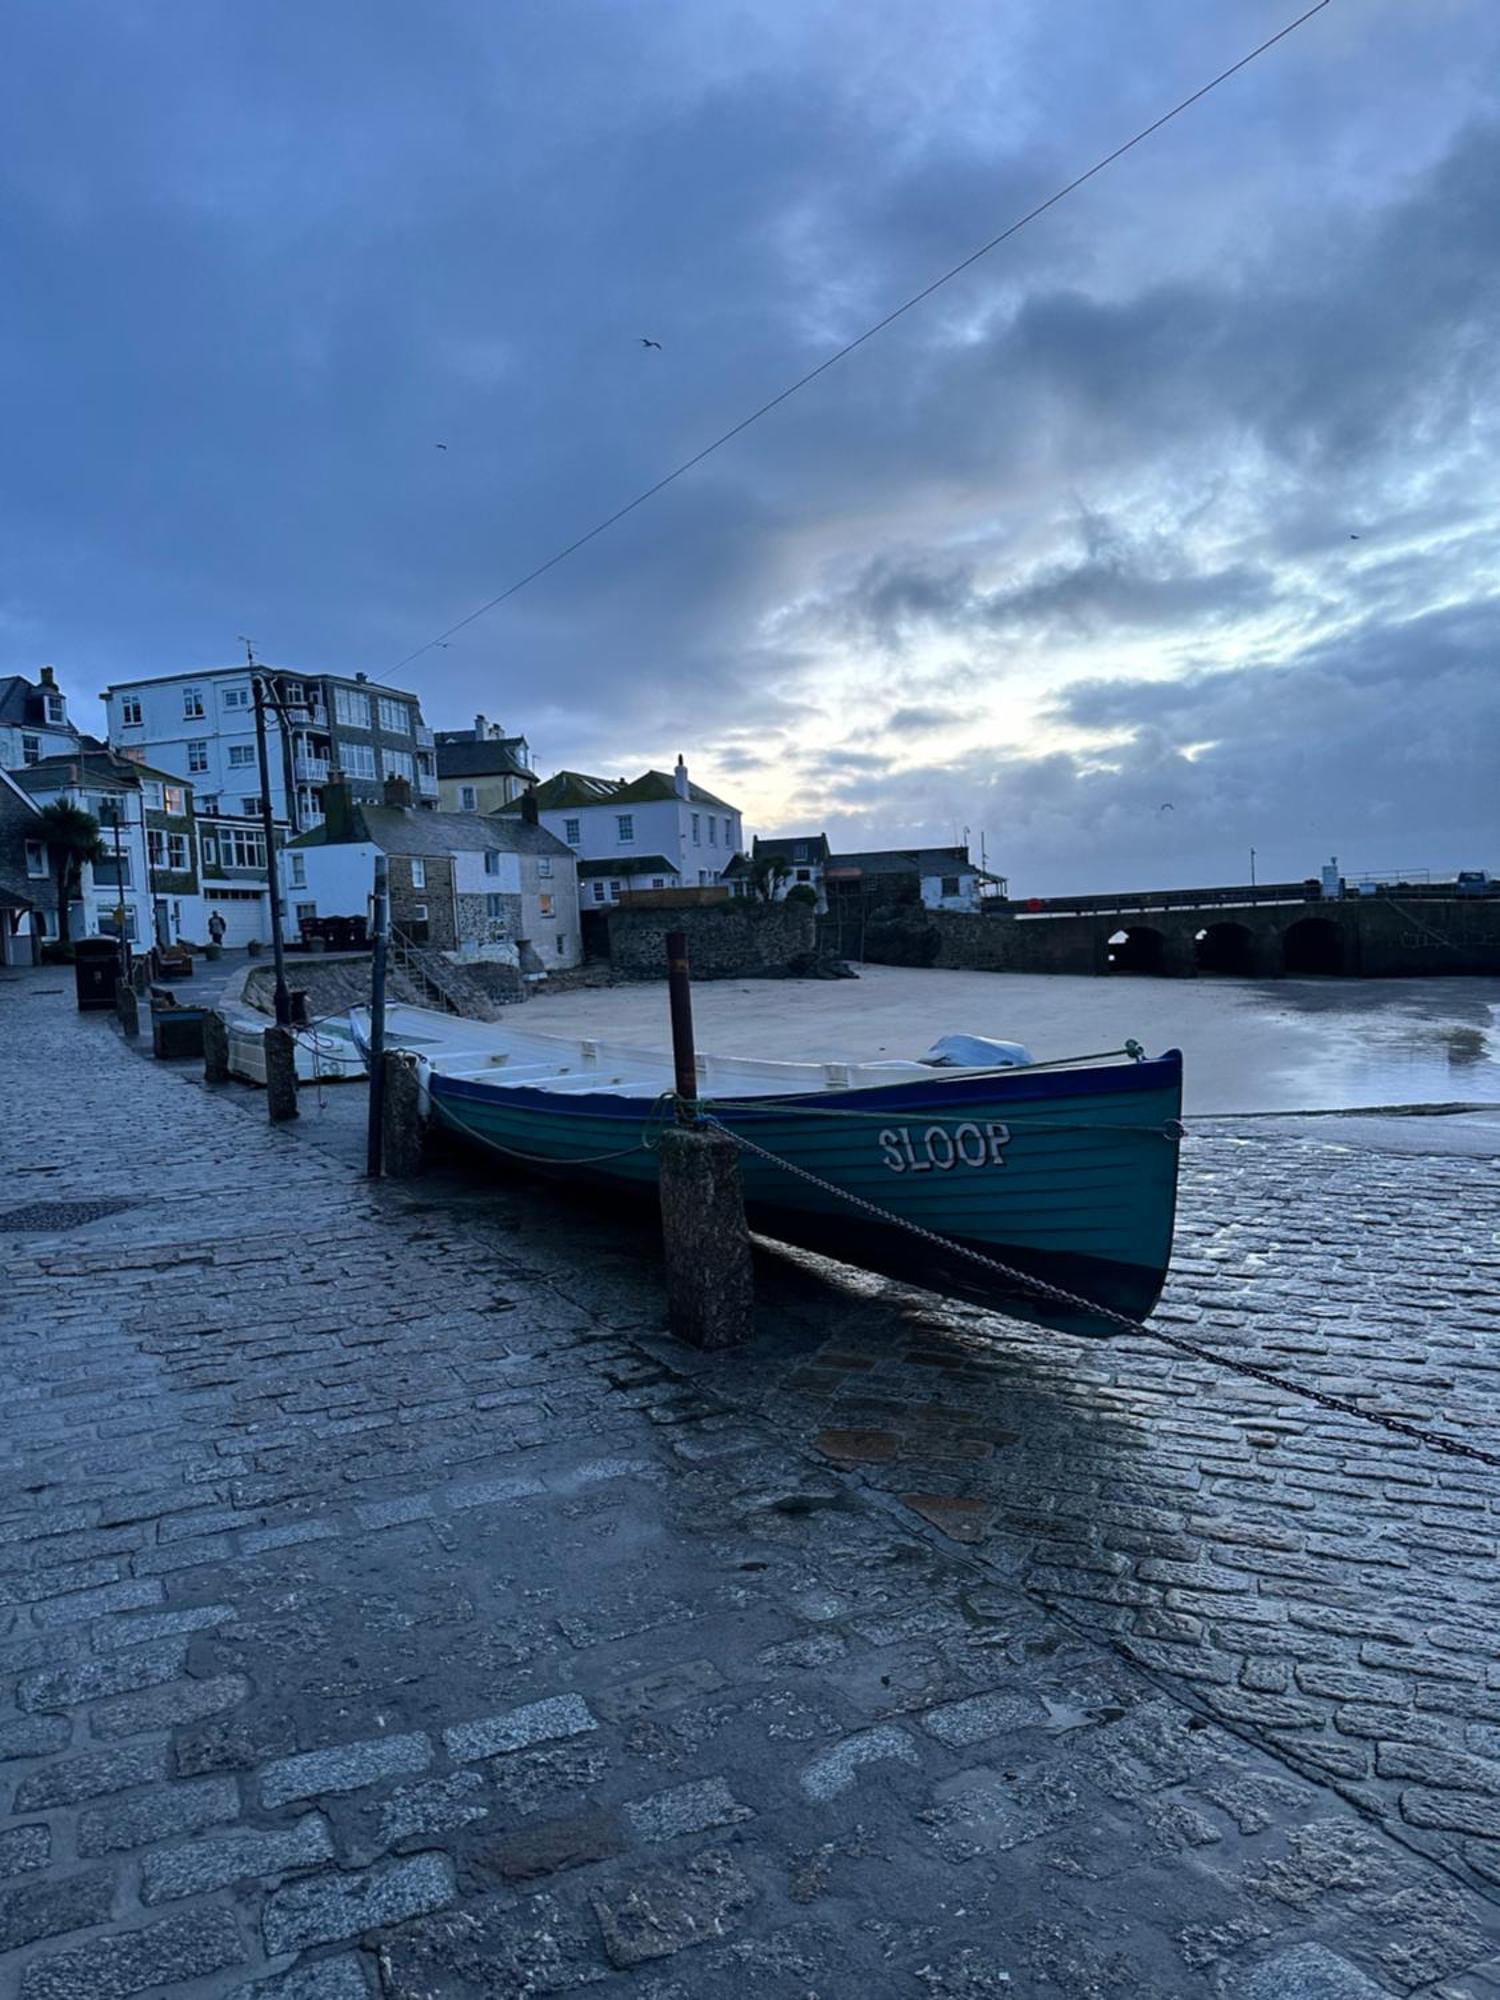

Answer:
[701,1114,1500,1474]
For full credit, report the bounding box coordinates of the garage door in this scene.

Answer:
[206,895,268,948]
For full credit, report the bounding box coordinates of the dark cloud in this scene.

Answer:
[1,1,1497,887]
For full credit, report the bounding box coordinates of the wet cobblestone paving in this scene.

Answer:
[2,969,1498,1996]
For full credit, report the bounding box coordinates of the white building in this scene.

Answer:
[498,757,743,909]
[9,750,207,948]
[102,666,438,832]
[0,667,81,771]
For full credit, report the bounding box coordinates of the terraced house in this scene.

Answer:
[499,756,744,907]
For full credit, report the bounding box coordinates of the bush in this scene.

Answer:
[783,883,819,909]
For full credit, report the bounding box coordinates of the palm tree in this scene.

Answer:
[751,852,791,903]
[37,801,105,950]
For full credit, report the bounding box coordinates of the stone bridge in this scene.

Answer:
[923,892,1500,978]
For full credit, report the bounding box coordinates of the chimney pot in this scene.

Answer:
[383,773,414,810]
[474,714,486,739]
[39,665,56,687]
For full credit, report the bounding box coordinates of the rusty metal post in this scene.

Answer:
[665,928,698,1118]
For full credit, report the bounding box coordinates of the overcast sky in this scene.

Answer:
[4,1,1497,891]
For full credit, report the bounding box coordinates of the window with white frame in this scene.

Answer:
[225,827,266,868]
[651,877,665,889]
[343,742,377,779]
[708,817,717,845]
[793,842,807,862]
[616,814,634,843]
[563,817,580,845]
[222,685,249,709]
[538,893,554,917]
[610,879,621,897]
[24,839,47,878]
[21,734,40,764]
[163,785,186,815]
[537,856,552,876]
[120,695,143,726]
[485,893,507,921]
[483,850,501,876]
[187,741,209,772]
[459,785,477,812]
[94,852,132,888]
[44,694,66,725]
[382,749,414,782]
[142,781,163,809]
[334,686,371,729]
[200,836,218,866]
[98,902,138,941]
[377,697,410,734]
[691,813,700,843]
[410,857,426,889]
[591,881,606,903]
[241,796,263,818]
[183,686,205,718]
[228,744,255,768]
[288,853,307,888]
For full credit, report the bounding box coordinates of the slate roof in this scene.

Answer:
[287,803,571,860]
[826,845,976,877]
[753,833,831,864]
[10,750,188,793]
[0,675,79,736]
[434,737,535,782]
[497,767,734,814]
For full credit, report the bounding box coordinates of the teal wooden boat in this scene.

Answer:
[351,1004,1182,1337]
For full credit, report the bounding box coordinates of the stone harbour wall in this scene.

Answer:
[607,901,817,981]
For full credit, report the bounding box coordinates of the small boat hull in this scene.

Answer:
[421,1051,1183,1338]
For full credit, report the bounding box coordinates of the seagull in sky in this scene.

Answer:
[640,337,662,350]
[435,442,448,450]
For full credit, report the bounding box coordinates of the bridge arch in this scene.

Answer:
[1195,921,1255,976]
[1283,915,1342,975]
[1107,926,1167,976]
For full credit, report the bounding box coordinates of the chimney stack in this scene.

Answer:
[474,714,487,740]
[673,753,689,801]
[322,777,356,842]
[383,773,414,810]
[520,787,539,826]
[38,665,56,687]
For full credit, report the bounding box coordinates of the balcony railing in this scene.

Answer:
[414,723,435,748]
[418,770,440,796]
[294,755,330,783]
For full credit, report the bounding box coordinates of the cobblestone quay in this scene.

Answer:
[1,966,1497,1995]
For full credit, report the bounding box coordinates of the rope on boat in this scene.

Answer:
[699,1113,1500,1474]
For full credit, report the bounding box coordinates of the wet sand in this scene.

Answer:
[523,965,1500,1117]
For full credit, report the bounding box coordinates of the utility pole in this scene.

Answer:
[1250,846,1257,889]
[366,853,389,1178]
[244,638,305,1029]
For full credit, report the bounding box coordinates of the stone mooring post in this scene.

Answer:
[380,1049,426,1179]
[658,1124,754,1349]
[114,979,140,1039]
[657,929,753,1350]
[202,1011,231,1085]
[264,1025,299,1123]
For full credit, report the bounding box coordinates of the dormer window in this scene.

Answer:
[43,694,66,725]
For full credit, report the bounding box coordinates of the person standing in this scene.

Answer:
[208,911,226,949]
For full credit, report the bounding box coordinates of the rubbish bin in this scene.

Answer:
[74,937,124,1012]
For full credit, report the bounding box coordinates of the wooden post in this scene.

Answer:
[665,928,697,1116]
[264,1025,299,1123]
[203,1011,231,1085]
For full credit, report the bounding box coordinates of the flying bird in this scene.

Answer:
[640,337,662,350]
[435,443,448,450]
[1349,532,1359,540]
[1159,803,1175,814]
